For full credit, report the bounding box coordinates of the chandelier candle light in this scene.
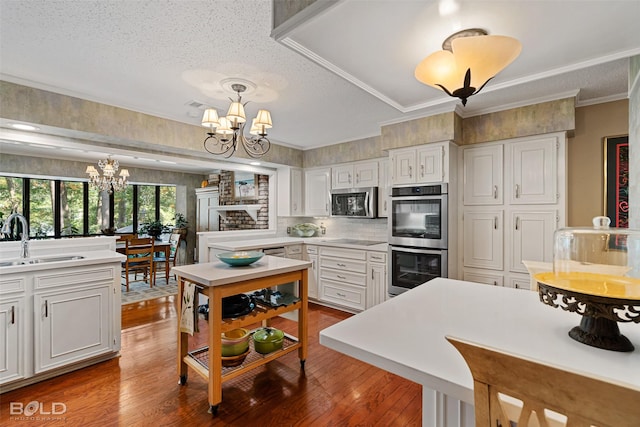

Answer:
[85,157,130,193]
[201,83,272,159]
[415,28,521,106]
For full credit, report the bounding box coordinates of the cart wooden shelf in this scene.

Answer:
[173,256,311,415]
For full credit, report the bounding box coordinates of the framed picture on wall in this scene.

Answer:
[603,135,629,228]
[233,172,257,200]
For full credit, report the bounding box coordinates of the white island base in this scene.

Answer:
[319,278,640,427]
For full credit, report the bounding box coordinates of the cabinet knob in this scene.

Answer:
[493,185,498,199]
[515,184,520,198]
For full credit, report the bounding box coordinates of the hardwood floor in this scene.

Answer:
[1,296,421,426]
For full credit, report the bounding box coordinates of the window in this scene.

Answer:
[0,175,176,239]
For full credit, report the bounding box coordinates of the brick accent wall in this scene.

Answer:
[212,171,269,231]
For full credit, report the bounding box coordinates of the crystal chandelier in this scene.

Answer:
[201,83,273,158]
[415,28,521,106]
[85,157,130,193]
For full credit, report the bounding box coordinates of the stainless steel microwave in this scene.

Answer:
[330,187,377,218]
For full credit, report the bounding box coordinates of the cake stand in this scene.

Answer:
[535,272,640,352]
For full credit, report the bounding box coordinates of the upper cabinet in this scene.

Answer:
[463,144,503,205]
[390,142,455,186]
[305,167,331,217]
[377,159,390,218]
[277,167,304,217]
[507,137,558,205]
[332,161,378,189]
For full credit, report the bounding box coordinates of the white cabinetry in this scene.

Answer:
[462,211,504,271]
[0,260,121,392]
[332,161,378,189]
[0,289,24,385]
[34,285,111,373]
[305,167,331,216]
[196,188,219,232]
[319,247,367,311]
[390,142,455,186]
[305,245,319,300]
[460,133,566,290]
[378,159,390,218]
[463,144,503,205]
[366,251,387,309]
[277,167,304,217]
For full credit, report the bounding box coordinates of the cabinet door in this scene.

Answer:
[463,145,503,205]
[354,161,378,187]
[307,254,319,299]
[196,191,219,232]
[392,150,416,185]
[510,211,556,274]
[0,298,24,385]
[463,211,504,270]
[34,286,111,374]
[417,145,444,183]
[506,274,532,291]
[367,262,387,309]
[290,168,304,216]
[332,165,353,189]
[305,168,331,216]
[508,137,558,204]
[378,159,389,217]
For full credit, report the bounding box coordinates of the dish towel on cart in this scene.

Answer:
[180,281,196,335]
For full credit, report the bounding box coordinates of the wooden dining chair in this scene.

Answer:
[122,237,155,292]
[446,336,640,427]
[153,231,182,281]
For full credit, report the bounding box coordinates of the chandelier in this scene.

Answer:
[85,157,130,193]
[201,83,273,159]
[415,28,521,106]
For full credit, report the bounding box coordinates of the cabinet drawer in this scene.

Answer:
[319,247,366,261]
[319,279,366,311]
[320,267,366,287]
[367,251,386,263]
[305,245,318,255]
[286,245,303,256]
[320,257,366,274]
[0,276,26,294]
[34,267,115,290]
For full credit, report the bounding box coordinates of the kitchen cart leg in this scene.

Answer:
[208,287,224,413]
[177,276,189,384]
[209,404,219,415]
[300,360,306,370]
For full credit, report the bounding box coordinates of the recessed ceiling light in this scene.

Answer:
[250,161,261,166]
[10,123,39,131]
[159,160,177,164]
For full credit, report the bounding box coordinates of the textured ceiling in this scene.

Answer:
[1,0,639,167]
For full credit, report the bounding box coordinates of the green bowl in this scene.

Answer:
[253,327,285,354]
[216,251,264,266]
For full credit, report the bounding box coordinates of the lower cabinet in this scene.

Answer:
[367,251,387,309]
[33,285,112,373]
[319,247,367,312]
[304,245,319,300]
[0,296,25,385]
[0,262,121,391]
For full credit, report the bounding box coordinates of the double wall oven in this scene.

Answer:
[388,184,448,296]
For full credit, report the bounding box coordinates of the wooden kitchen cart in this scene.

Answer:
[173,256,310,414]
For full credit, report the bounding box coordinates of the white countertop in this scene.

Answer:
[172,255,311,287]
[0,249,125,274]
[319,278,640,404]
[208,236,388,252]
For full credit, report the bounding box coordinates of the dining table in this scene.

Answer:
[115,240,172,283]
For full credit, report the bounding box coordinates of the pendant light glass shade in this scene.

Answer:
[415,33,521,105]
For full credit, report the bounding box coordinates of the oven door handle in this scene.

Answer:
[390,246,446,256]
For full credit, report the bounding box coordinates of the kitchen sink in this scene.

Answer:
[0,255,85,267]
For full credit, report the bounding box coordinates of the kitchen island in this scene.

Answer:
[320,278,640,427]
[173,255,311,414]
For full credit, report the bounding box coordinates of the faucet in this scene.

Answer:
[1,213,30,258]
